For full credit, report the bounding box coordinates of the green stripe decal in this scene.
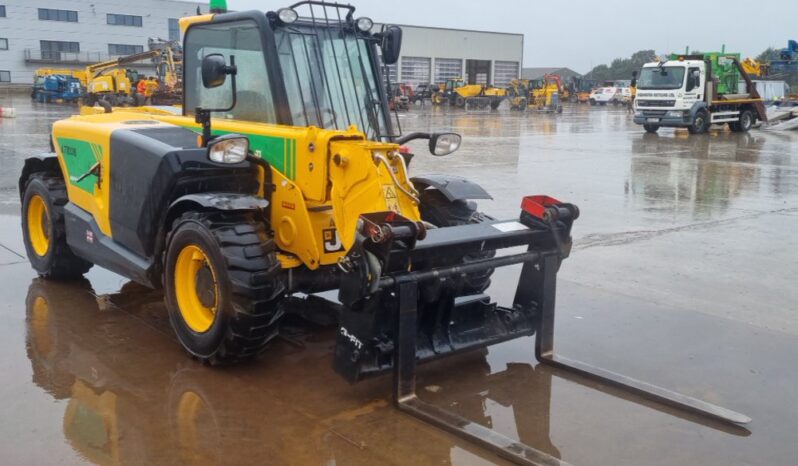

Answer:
[57,137,102,194]
[182,125,296,180]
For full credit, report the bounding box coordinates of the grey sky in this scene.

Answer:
[200,0,797,73]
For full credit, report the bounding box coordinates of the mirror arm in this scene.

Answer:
[396,132,431,145]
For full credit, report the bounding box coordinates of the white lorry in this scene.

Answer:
[633,53,767,134]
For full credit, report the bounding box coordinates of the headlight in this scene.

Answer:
[355,17,373,32]
[635,111,643,117]
[666,111,684,118]
[277,8,298,24]
[208,135,249,164]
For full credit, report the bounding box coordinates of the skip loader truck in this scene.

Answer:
[634,49,768,134]
[19,2,751,464]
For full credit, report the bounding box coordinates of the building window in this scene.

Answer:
[107,13,142,27]
[0,70,10,82]
[38,8,78,22]
[40,40,79,60]
[401,56,431,85]
[108,44,143,56]
[0,38,7,50]
[168,18,180,42]
[0,5,5,18]
[434,58,462,84]
[493,61,520,87]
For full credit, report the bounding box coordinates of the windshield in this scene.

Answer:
[274,23,389,140]
[638,66,686,90]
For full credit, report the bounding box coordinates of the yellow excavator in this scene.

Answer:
[742,57,768,77]
[84,50,161,107]
[149,38,183,104]
[431,78,506,109]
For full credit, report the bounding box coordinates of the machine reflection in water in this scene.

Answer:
[24,278,568,465]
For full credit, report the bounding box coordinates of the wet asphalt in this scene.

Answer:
[0,96,796,466]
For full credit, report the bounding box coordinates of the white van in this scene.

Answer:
[589,87,617,105]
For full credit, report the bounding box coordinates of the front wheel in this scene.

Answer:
[164,212,285,365]
[643,124,660,134]
[419,190,495,294]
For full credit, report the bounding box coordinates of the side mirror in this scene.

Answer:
[429,133,461,156]
[380,26,402,65]
[201,53,236,88]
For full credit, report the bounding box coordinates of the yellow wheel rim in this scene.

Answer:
[27,194,50,257]
[174,245,219,333]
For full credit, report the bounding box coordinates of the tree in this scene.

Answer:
[586,50,658,81]
[756,47,780,62]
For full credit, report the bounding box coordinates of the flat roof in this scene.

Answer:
[381,23,523,38]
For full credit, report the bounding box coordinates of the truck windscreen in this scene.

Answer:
[637,66,686,90]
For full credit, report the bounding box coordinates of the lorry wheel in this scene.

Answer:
[589,99,596,106]
[643,124,660,134]
[164,212,285,365]
[455,96,466,108]
[729,110,754,133]
[688,110,710,134]
[21,175,93,279]
[419,189,495,294]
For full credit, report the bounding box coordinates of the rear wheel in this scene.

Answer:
[643,124,660,133]
[688,110,710,134]
[164,212,285,365]
[729,109,754,132]
[21,175,93,279]
[589,98,597,106]
[455,95,466,108]
[419,189,494,294]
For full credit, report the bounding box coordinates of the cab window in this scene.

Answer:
[184,20,276,123]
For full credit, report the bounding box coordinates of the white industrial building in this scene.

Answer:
[381,25,524,88]
[0,0,203,84]
[0,0,523,87]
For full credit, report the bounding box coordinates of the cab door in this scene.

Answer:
[686,66,703,101]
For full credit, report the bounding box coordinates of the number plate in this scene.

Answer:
[646,118,660,123]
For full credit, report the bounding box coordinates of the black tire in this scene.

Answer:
[455,95,466,108]
[589,98,597,106]
[21,175,93,279]
[729,109,754,133]
[490,99,502,110]
[164,211,285,365]
[688,110,710,134]
[419,189,494,294]
[643,124,660,133]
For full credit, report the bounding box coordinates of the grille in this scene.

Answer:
[636,100,676,107]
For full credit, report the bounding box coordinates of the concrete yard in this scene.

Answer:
[0,97,796,465]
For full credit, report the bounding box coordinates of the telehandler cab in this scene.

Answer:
[19,2,750,464]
